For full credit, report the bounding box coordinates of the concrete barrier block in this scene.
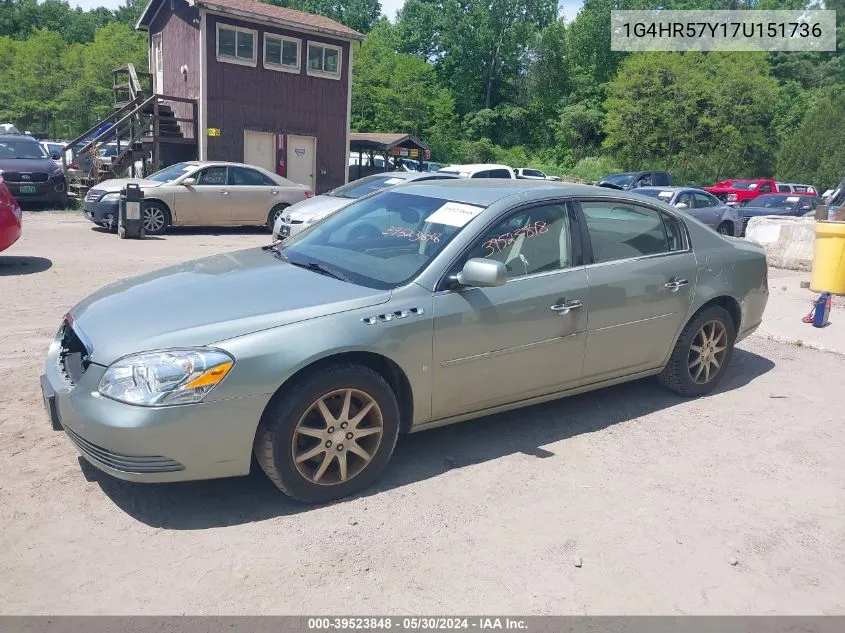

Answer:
[745,216,815,271]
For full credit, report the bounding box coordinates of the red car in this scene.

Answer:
[704,178,778,207]
[0,176,23,252]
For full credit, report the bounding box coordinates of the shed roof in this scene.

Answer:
[137,0,364,41]
[349,133,429,152]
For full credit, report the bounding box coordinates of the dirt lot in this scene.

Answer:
[1,212,844,615]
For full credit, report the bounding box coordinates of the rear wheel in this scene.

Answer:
[658,305,735,396]
[716,221,733,235]
[267,204,289,232]
[142,202,169,235]
[254,363,400,503]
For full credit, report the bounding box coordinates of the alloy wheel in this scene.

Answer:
[688,320,728,384]
[143,207,166,233]
[717,223,731,235]
[291,388,384,485]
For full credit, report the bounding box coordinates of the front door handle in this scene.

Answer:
[270,190,278,195]
[550,299,582,314]
[220,190,229,195]
[665,278,689,291]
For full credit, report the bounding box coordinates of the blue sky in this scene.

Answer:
[71,0,586,23]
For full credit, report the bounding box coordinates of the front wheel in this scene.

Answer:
[716,221,733,236]
[142,202,170,235]
[658,305,735,397]
[254,363,400,503]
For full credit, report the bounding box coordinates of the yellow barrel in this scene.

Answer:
[811,221,845,295]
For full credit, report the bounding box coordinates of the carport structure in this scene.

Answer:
[348,133,430,181]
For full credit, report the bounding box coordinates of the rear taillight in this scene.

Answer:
[305,190,314,198]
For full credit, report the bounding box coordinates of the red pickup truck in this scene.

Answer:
[704,179,777,206]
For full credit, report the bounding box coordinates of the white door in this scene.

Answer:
[286,134,316,190]
[244,130,276,173]
[152,34,163,94]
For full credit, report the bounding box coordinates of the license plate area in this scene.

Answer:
[19,185,37,194]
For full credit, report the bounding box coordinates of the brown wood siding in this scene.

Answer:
[150,0,200,139]
[205,14,350,193]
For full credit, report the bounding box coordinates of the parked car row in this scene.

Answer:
[43,176,769,503]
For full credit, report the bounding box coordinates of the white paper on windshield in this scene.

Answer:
[384,177,404,185]
[658,191,673,198]
[425,202,485,227]
[786,196,800,202]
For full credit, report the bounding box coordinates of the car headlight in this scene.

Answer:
[98,348,234,406]
[99,192,121,202]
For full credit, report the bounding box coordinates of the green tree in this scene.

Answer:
[777,94,845,192]
[603,52,779,183]
[263,0,381,33]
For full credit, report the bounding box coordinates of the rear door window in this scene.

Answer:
[579,200,671,263]
[651,172,671,186]
[228,166,267,186]
[487,169,512,178]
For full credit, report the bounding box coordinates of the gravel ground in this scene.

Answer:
[1,212,844,615]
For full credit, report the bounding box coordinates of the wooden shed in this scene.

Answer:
[136,0,364,193]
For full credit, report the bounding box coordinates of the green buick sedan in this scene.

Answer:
[42,180,768,503]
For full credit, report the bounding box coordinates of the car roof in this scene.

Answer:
[439,163,513,172]
[395,179,631,207]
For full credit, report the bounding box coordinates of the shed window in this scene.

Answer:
[306,42,341,79]
[217,24,257,66]
[264,35,300,72]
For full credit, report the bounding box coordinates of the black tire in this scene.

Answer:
[658,305,736,397]
[267,204,289,232]
[142,201,170,235]
[716,221,732,236]
[254,363,400,503]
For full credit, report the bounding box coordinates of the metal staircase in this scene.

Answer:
[63,63,198,200]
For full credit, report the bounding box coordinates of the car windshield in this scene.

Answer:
[274,191,485,290]
[326,174,406,199]
[146,162,196,183]
[749,194,798,209]
[601,173,636,187]
[731,182,759,190]
[0,139,48,159]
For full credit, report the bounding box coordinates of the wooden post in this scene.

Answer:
[192,101,198,143]
[153,99,160,172]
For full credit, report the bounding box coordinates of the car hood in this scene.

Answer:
[70,248,391,365]
[287,195,349,221]
[94,178,165,192]
[0,157,58,173]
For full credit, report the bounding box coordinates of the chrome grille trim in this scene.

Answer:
[65,427,185,473]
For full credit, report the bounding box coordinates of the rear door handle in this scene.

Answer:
[550,299,582,314]
[665,278,689,291]
[220,190,228,195]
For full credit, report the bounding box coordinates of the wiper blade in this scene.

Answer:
[290,260,348,282]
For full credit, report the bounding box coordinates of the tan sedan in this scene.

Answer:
[82,161,314,235]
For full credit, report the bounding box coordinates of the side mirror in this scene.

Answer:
[674,202,689,209]
[455,258,507,288]
[182,177,196,186]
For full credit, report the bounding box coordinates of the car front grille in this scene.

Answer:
[58,320,91,386]
[3,171,49,183]
[85,189,104,202]
[65,427,185,474]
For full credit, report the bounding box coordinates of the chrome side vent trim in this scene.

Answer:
[362,307,425,325]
